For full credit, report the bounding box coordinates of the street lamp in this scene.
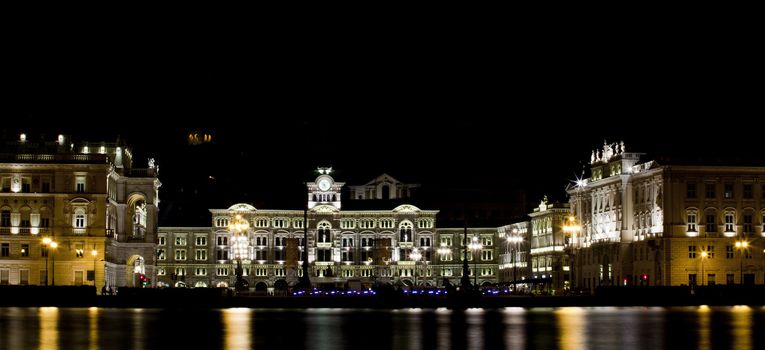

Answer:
[229,214,250,292]
[735,240,748,284]
[49,241,58,286]
[410,248,422,289]
[437,242,450,287]
[562,216,581,288]
[469,236,483,289]
[91,248,98,287]
[41,238,57,286]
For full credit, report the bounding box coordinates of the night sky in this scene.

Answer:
[3,23,762,225]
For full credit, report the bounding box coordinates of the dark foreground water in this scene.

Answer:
[1,306,764,349]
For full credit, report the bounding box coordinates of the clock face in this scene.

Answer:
[318,178,331,191]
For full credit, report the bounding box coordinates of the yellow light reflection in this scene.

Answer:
[39,307,59,350]
[731,306,752,350]
[89,307,99,350]
[555,307,587,350]
[223,308,252,350]
[466,309,484,350]
[697,305,710,350]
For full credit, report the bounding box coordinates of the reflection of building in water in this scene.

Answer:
[157,170,500,291]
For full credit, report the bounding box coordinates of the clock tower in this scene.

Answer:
[308,167,344,209]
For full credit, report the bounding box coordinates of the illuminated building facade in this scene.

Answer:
[0,134,159,291]
[497,221,529,285]
[156,171,499,291]
[567,141,765,291]
[528,197,570,292]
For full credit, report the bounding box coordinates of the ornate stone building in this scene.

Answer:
[348,173,419,200]
[0,134,159,291]
[157,170,499,291]
[498,221,529,286]
[567,141,765,291]
[528,197,570,292]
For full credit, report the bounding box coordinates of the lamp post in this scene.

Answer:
[562,216,581,288]
[42,237,51,286]
[91,248,98,287]
[700,251,707,286]
[470,236,483,289]
[437,242,450,287]
[229,214,250,292]
[410,248,422,289]
[735,240,748,284]
[50,241,58,286]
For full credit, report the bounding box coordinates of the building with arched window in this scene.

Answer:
[566,141,765,291]
[0,134,159,292]
[157,170,500,291]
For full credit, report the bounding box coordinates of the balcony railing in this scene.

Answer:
[0,153,108,164]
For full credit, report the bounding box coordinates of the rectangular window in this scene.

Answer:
[195,249,207,261]
[157,249,166,260]
[441,237,452,246]
[216,249,229,260]
[707,245,714,259]
[175,237,187,246]
[21,244,29,257]
[705,184,716,198]
[158,237,166,245]
[175,268,186,276]
[217,268,228,276]
[686,183,697,199]
[724,183,734,199]
[688,245,696,259]
[1,211,10,227]
[726,274,734,285]
[174,249,186,261]
[274,249,285,261]
[419,237,431,247]
[726,245,734,259]
[22,182,30,193]
[342,237,354,248]
[688,274,697,286]
[195,268,207,276]
[342,250,353,262]
[317,249,332,262]
[255,249,267,260]
[707,274,715,286]
[40,218,49,228]
[195,236,207,246]
[481,249,493,261]
[41,181,50,193]
[743,184,753,199]
[274,237,285,247]
[1,243,8,257]
[76,177,86,193]
[743,215,753,234]
[706,215,717,232]
[20,270,29,285]
[217,236,228,246]
[1,269,10,285]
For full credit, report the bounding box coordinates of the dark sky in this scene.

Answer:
[3,20,763,224]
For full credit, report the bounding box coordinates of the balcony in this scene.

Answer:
[0,153,108,164]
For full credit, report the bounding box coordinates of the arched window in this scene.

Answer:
[74,208,87,229]
[686,208,698,236]
[318,221,331,243]
[724,209,736,235]
[399,221,413,242]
